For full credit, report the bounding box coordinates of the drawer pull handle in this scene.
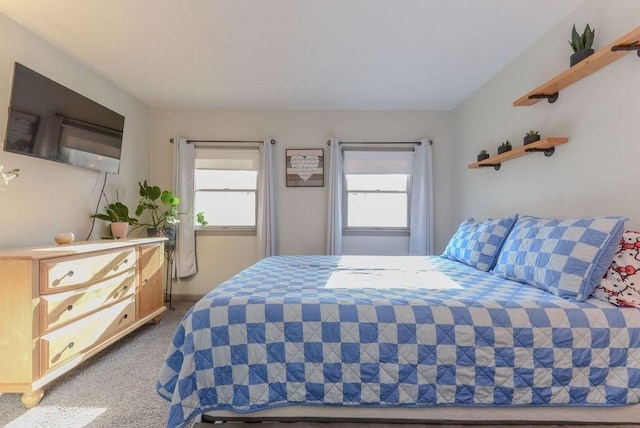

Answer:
[52,270,74,287]
[114,258,129,271]
[142,279,149,287]
[66,304,73,312]
[52,341,76,364]
[123,314,128,320]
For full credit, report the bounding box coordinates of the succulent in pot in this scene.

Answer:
[569,23,595,67]
[497,140,512,155]
[477,149,490,162]
[523,130,541,145]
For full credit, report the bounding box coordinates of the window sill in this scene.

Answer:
[196,227,257,237]
[342,228,409,237]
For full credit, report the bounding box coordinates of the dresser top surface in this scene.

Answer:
[0,238,166,260]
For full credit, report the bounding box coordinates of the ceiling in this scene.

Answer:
[0,0,586,111]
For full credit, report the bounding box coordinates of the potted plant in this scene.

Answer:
[497,140,512,155]
[569,23,595,67]
[477,149,490,162]
[135,180,208,250]
[523,130,540,145]
[91,200,138,239]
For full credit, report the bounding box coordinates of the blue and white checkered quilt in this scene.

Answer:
[156,255,640,428]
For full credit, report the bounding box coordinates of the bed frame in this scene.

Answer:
[202,404,640,425]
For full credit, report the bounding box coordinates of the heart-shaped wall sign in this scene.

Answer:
[291,155,319,181]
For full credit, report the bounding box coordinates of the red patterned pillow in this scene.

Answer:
[592,231,640,307]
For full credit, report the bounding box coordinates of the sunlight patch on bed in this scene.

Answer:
[337,255,440,271]
[327,256,462,290]
[5,405,106,427]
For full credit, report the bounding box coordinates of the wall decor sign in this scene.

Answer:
[286,148,324,187]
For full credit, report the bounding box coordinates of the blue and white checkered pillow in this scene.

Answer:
[442,214,518,271]
[493,215,626,301]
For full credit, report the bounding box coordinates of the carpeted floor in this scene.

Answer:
[0,300,194,428]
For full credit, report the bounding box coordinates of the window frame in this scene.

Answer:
[194,147,260,235]
[341,149,413,235]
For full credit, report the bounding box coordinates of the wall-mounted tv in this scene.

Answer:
[4,62,125,174]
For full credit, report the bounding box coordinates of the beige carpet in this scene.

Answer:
[0,300,193,428]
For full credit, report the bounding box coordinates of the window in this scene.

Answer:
[194,147,260,229]
[345,174,408,227]
[343,150,413,230]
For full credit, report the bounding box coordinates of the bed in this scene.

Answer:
[156,215,640,427]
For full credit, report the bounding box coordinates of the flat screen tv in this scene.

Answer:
[4,62,125,174]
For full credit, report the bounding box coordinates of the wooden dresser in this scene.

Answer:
[0,238,167,408]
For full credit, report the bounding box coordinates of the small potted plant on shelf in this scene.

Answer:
[569,23,595,67]
[91,199,138,239]
[477,149,490,162]
[135,180,208,250]
[497,140,512,155]
[523,130,541,145]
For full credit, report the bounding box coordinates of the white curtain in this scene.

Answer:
[173,137,198,277]
[256,140,276,259]
[409,139,434,255]
[326,138,343,255]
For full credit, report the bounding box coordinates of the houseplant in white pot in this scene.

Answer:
[91,201,138,239]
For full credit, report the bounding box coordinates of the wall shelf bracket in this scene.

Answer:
[479,163,501,171]
[527,92,559,104]
[611,41,640,57]
[524,147,555,157]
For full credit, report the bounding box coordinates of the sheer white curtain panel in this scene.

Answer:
[257,140,276,259]
[173,137,198,277]
[409,139,434,255]
[326,138,343,255]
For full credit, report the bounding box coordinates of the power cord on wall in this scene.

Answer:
[85,172,108,241]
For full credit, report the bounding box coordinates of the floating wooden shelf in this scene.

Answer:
[468,138,569,171]
[514,26,640,107]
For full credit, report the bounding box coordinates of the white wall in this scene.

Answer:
[150,109,453,295]
[0,13,151,248]
[13,0,630,297]
[451,0,640,235]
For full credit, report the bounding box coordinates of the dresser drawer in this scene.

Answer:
[40,296,135,373]
[40,248,136,293]
[40,269,136,333]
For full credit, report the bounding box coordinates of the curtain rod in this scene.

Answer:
[170,138,276,144]
[327,140,432,146]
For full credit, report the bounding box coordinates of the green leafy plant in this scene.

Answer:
[569,23,595,52]
[91,189,138,225]
[92,202,138,225]
[526,130,540,137]
[135,180,208,229]
[135,181,180,229]
[196,211,208,227]
[479,149,488,155]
